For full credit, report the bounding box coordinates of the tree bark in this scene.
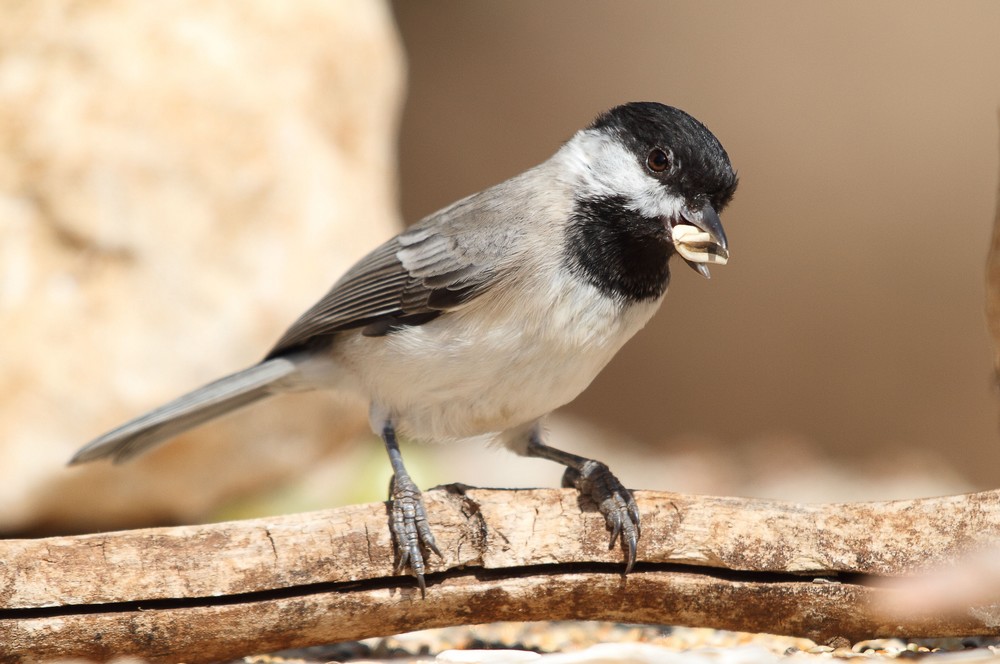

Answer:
[3,486,1000,663]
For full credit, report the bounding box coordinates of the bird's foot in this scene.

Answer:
[562,460,641,572]
[389,473,442,596]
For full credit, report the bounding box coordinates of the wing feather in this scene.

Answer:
[265,194,511,357]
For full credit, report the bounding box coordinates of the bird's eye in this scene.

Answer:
[646,148,670,173]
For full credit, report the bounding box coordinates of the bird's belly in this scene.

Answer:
[390,335,612,438]
[335,288,662,441]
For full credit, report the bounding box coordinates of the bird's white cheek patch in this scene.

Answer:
[562,131,683,220]
[672,224,729,265]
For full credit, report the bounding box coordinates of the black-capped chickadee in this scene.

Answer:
[71,102,737,594]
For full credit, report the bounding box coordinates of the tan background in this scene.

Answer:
[390,1,1000,490]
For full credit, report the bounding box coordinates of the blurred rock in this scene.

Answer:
[0,1,404,532]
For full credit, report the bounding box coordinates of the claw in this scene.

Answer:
[622,521,638,574]
[629,501,642,539]
[389,473,440,598]
[608,518,621,550]
[563,460,641,573]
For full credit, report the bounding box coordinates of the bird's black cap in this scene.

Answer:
[591,102,738,213]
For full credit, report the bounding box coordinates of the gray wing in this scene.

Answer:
[266,196,509,357]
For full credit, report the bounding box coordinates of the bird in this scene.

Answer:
[71,101,738,595]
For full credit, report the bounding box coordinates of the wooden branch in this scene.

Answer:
[3,487,1000,663]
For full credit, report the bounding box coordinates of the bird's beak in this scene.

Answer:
[672,203,730,279]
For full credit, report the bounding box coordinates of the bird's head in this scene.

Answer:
[564,102,737,281]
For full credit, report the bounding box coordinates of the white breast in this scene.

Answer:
[331,265,664,443]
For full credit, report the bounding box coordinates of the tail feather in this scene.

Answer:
[70,358,297,465]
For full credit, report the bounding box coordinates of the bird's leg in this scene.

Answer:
[525,430,641,572]
[382,423,441,596]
